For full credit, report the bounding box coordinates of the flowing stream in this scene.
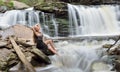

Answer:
[34,39,116,72]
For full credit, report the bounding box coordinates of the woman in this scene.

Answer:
[32,24,58,55]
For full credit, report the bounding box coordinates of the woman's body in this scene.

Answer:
[32,24,58,55]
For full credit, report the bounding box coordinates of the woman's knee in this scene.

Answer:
[49,39,53,42]
[46,39,52,43]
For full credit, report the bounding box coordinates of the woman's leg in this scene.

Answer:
[44,39,56,50]
[47,46,58,55]
[44,39,58,55]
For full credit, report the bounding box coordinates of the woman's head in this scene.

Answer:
[34,24,40,31]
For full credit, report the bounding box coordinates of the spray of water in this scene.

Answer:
[34,39,116,72]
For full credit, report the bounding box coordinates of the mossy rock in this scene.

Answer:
[34,2,67,13]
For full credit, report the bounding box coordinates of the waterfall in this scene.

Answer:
[0,5,120,37]
[68,4,120,36]
[0,10,58,37]
[52,14,58,37]
[3,5,118,72]
[0,10,38,28]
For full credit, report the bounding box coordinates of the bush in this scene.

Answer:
[0,0,14,9]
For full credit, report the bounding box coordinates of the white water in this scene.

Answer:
[1,5,120,37]
[10,39,116,72]
[0,10,35,28]
[0,5,119,72]
[52,14,58,37]
[0,10,58,37]
[35,39,116,72]
[68,4,120,36]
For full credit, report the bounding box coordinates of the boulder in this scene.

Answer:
[12,1,29,9]
[0,25,52,71]
[0,48,18,71]
[0,6,8,13]
[0,24,35,45]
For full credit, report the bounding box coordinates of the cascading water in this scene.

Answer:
[30,39,115,72]
[0,4,119,72]
[0,10,38,28]
[9,39,116,72]
[0,10,58,37]
[68,4,120,36]
[33,4,119,72]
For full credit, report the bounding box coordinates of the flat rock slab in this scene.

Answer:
[0,24,35,45]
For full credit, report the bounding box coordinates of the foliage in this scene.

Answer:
[0,0,14,9]
[6,2,14,8]
[0,0,4,5]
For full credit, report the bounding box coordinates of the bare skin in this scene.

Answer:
[32,24,58,55]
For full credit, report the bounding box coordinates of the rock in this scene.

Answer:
[0,41,7,48]
[0,25,52,71]
[31,47,51,64]
[0,6,8,13]
[92,62,113,72]
[109,48,120,55]
[12,1,29,9]
[102,44,113,48]
[34,2,67,14]
[0,48,18,71]
[0,24,35,45]
[113,60,120,72]
[16,37,35,47]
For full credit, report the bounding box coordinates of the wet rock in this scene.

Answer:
[102,44,113,48]
[92,62,113,72]
[109,48,120,55]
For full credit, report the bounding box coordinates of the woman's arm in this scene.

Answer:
[32,27,42,37]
